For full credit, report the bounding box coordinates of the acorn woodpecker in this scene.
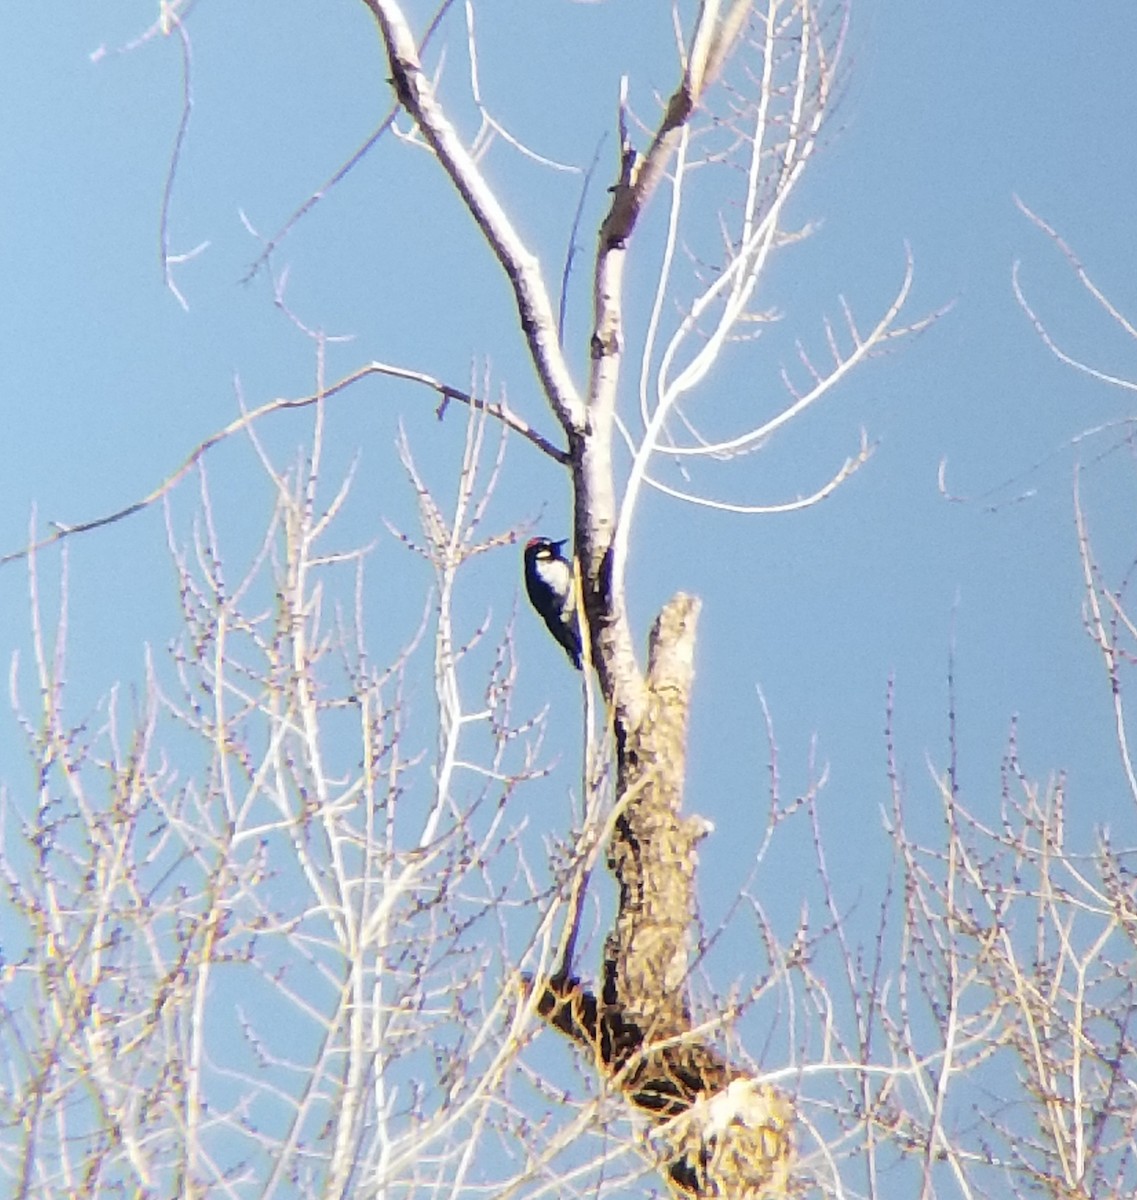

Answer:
[523,537,582,669]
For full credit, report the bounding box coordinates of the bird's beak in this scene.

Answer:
[553,539,568,551]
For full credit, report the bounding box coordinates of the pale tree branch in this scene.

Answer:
[1015,195,1137,347]
[613,418,876,514]
[360,0,587,437]
[461,0,581,175]
[1074,466,1137,810]
[157,13,207,311]
[1013,259,1137,395]
[1014,203,1137,813]
[0,356,562,570]
[611,202,925,605]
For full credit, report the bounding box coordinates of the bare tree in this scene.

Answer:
[354,0,927,1194]
[1,396,590,1194]
[29,4,1137,1200]
[833,204,1137,1200]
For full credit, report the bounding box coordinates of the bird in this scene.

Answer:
[523,537,583,669]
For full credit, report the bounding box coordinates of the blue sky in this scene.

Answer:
[2,0,1136,1177]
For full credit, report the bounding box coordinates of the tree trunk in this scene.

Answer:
[534,595,794,1197]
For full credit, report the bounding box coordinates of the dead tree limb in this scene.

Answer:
[526,595,793,1196]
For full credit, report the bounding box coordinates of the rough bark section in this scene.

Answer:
[607,594,703,1039]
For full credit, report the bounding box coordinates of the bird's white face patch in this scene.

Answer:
[535,556,571,590]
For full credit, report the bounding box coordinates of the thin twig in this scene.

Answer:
[0,359,566,568]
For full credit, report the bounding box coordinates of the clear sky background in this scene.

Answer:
[2,0,1136,1172]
